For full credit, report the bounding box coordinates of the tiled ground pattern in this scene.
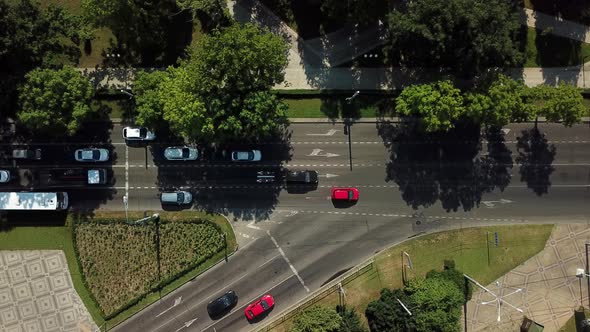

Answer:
[0,251,97,332]
[467,224,590,331]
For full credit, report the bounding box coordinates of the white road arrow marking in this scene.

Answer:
[174,318,198,332]
[306,129,339,136]
[156,296,182,317]
[319,173,339,178]
[482,199,514,208]
[308,149,340,158]
[501,128,511,135]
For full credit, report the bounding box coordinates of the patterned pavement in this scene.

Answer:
[0,251,97,332]
[467,224,590,332]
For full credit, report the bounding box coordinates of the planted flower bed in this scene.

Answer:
[74,218,225,317]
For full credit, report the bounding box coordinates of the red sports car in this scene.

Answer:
[331,187,359,201]
[244,294,274,320]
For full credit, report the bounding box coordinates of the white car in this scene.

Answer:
[231,150,262,162]
[75,148,109,162]
[0,170,10,183]
[122,127,156,141]
[164,147,199,161]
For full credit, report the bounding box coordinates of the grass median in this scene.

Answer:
[267,224,553,331]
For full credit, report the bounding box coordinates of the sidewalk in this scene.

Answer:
[520,8,590,44]
[467,224,590,332]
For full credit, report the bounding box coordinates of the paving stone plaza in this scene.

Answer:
[0,251,96,332]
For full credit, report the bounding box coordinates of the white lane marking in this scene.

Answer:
[308,148,340,158]
[156,296,182,317]
[239,233,256,239]
[246,222,262,230]
[258,254,282,269]
[174,318,198,332]
[306,129,339,136]
[125,144,129,200]
[267,230,310,292]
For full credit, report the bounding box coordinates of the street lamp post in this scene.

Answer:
[122,195,129,224]
[344,91,360,171]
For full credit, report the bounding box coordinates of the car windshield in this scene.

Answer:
[139,128,147,137]
[177,192,184,203]
[261,300,269,310]
[348,191,354,200]
[181,148,190,158]
[305,173,310,182]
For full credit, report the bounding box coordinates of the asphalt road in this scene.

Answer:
[0,121,588,332]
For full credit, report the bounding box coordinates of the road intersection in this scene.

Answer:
[0,121,588,331]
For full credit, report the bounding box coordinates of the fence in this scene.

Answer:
[257,258,376,332]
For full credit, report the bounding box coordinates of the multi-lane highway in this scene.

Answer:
[0,121,588,331]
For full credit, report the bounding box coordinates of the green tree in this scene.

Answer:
[365,288,414,332]
[336,305,367,332]
[134,23,290,142]
[466,74,536,128]
[320,0,389,27]
[176,0,231,29]
[385,0,523,78]
[291,305,342,332]
[185,23,289,95]
[406,278,463,332]
[396,80,466,132]
[17,66,94,136]
[530,82,586,127]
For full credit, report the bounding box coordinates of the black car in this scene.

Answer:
[286,170,318,184]
[207,290,238,318]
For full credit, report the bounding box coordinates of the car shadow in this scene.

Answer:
[331,199,357,209]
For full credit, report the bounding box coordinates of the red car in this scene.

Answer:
[331,187,359,201]
[244,294,274,320]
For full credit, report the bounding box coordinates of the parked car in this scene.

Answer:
[244,294,274,321]
[331,187,359,201]
[231,150,261,162]
[74,148,109,162]
[122,126,156,141]
[164,146,199,161]
[160,191,192,205]
[207,290,238,318]
[286,170,318,184]
[0,170,10,183]
[12,148,41,160]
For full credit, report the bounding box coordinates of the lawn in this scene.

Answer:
[267,224,554,332]
[525,27,590,67]
[284,95,395,118]
[0,210,237,330]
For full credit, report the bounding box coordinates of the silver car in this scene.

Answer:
[75,148,109,162]
[231,150,262,162]
[164,146,199,161]
[161,191,193,205]
[0,170,10,183]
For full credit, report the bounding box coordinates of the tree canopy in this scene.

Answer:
[17,66,94,136]
[529,83,586,127]
[134,23,290,142]
[395,80,466,132]
[176,0,231,30]
[291,305,342,332]
[385,0,524,78]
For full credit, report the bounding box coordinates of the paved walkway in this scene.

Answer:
[0,251,97,332]
[467,224,590,332]
[78,4,590,90]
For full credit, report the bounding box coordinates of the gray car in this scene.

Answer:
[160,191,193,205]
[75,148,109,162]
[12,148,41,160]
[164,146,199,161]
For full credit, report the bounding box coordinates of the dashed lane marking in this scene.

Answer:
[267,230,310,292]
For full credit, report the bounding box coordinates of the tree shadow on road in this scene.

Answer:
[516,127,556,196]
[378,121,514,212]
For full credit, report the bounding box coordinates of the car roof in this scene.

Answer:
[333,189,350,199]
[126,128,141,137]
